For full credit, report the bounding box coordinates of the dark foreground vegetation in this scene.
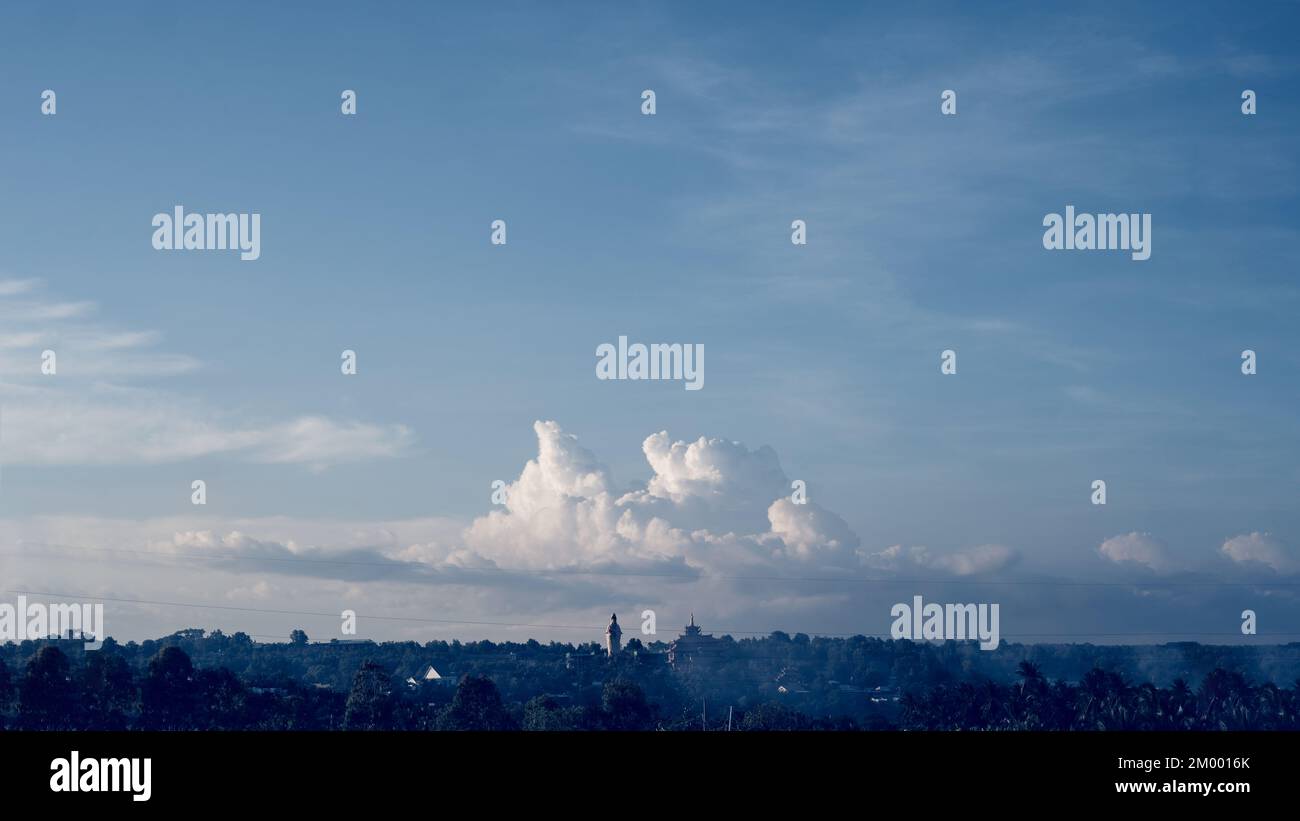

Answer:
[901,662,1300,730]
[2,630,1298,730]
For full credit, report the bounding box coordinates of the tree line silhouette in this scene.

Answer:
[3,642,1298,730]
[899,661,1300,730]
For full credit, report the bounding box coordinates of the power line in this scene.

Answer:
[11,540,1300,588]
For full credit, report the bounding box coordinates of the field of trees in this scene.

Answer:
[2,630,1298,730]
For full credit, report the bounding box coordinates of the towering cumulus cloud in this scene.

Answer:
[462,421,860,572]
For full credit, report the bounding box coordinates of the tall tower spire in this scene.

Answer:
[605,612,622,657]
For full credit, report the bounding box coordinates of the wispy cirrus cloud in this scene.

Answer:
[0,279,414,467]
[867,543,1019,577]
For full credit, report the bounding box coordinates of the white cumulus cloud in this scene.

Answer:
[1221,532,1297,574]
[1098,531,1178,573]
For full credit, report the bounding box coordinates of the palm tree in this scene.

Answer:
[1134,682,1160,730]
[1167,678,1195,730]
[1016,661,1046,695]
[1013,661,1049,730]
[1256,682,1283,730]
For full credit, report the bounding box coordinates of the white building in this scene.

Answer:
[405,665,452,688]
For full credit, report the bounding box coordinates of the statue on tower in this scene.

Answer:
[605,612,622,657]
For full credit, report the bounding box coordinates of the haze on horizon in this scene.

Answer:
[1,2,1298,647]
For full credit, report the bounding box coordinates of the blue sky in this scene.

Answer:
[1,2,1298,645]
